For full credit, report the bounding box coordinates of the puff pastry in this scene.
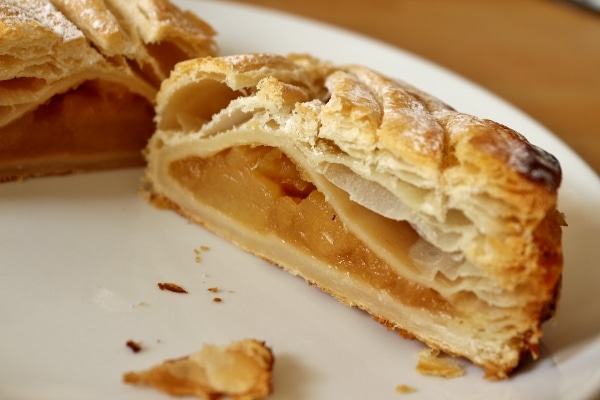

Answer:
[123,339,274,399]
[0,0,217,181]
[144,53,564,378]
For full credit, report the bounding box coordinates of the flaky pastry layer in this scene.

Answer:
[0,0,217,181]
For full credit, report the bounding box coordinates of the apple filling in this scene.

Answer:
[0,80,154,181]
[169,145,455,316]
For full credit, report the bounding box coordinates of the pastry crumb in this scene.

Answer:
[123,339,274,399]
[213,297,223,303]
[415,348,465,378]
[126,340,143,353]
[207,287,219,293]
[194,245,211,263]
[157,282,188,294]
[395,384,416,394]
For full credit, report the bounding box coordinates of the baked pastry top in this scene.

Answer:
[0,0,217,181]
[143,53,565,379]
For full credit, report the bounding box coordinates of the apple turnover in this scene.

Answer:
[0,0,217,181]
[143,53,564,378]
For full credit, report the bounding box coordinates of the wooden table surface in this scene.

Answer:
[230,0,600,176]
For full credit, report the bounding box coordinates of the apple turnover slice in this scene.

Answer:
[143,53,564,378]
[0,0,217,181]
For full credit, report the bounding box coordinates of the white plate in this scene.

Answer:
[1,1,599,399]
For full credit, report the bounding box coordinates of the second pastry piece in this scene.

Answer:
[144,53,563,379]
[0,0,217,181]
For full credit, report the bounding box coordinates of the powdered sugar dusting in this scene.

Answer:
[225,54,260,67]
[80,6,112,36]
[444,113,561,189]
[345,65,444,156]
[4,0,83,42]
[381,84,444,154]
[53,0,121,37]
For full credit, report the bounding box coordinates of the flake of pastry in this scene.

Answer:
[123,339,274,400]
[157,282,188,294]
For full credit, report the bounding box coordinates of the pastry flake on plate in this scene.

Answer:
[123,339,274,400]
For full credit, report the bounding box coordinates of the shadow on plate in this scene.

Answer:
[270,353,318,400]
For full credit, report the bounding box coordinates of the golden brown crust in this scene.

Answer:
[51,0,218,82]
[0,0,217,181]
[123,339,274,400]
[144,53,564,379]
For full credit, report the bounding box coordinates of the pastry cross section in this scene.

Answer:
[143,53,564,379]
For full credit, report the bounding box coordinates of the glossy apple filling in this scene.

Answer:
[169,145,453,314]
[0,80,154,179]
